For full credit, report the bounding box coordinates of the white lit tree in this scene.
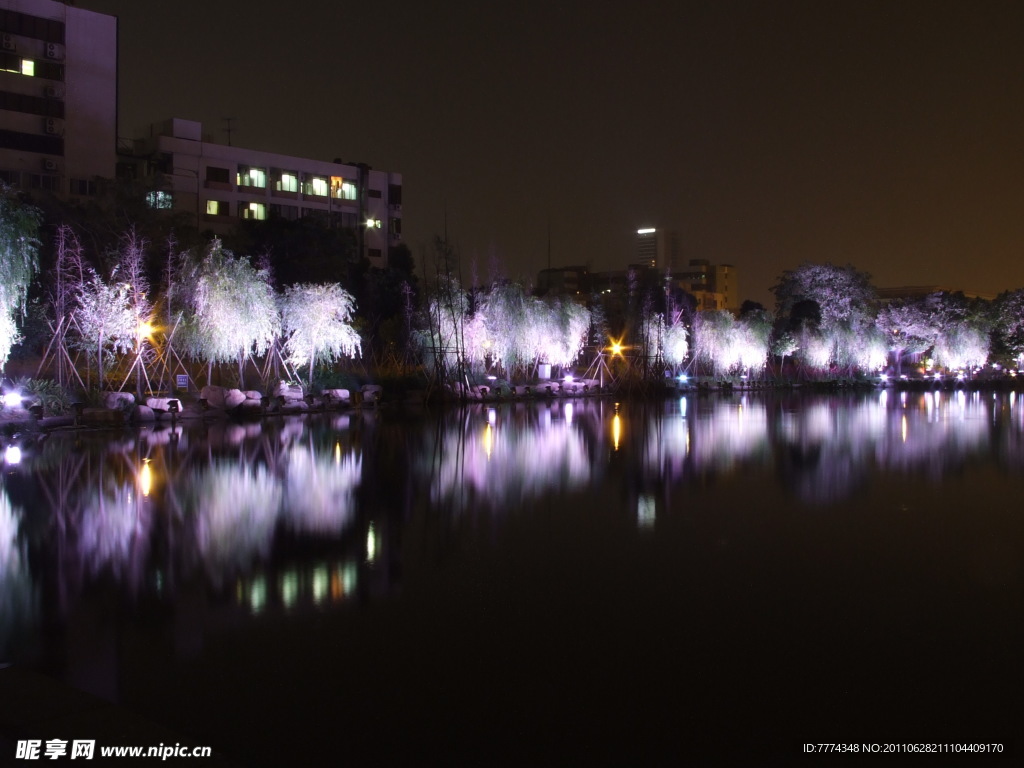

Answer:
[179,240,280,386]
[0,185,41,372]
[280,283,361,388]
[694,310,740,375]
[74,271,135,387]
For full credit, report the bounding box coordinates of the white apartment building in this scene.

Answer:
[128,118,402,268]
[0,0,116,195]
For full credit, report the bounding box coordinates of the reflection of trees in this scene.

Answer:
[421,402,595,513]
[775,391,992,504]
[8,417,365,603]
[0,490,36,660]
[282,444,361,534]
[76,480,151,585]
[187,462,282,586]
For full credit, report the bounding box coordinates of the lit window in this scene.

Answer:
[237,166,266,188]
[2,58,34,76]
[276,172,298,193]
[365,218,382,229]
[206,200,228,216]
[331,177,357,200]
[304,176,328,197]
[146,190,173,209]
[241,202,266,220]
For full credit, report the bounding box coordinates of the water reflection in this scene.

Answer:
[2,391,1024,665]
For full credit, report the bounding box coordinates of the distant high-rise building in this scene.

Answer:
[635,227,679,272]
[0,0,117,196]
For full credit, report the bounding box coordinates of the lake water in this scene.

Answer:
[2,391,1022,763]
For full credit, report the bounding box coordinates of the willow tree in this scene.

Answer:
[180,241,280,387]
[0,185,41,372]
[280,283,361,388]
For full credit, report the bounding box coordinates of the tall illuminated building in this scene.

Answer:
[635,227,679,271]
[0,0,117,196]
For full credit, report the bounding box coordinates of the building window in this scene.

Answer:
[0,127,62,154]
[240,201,266,220]
[146,190,173,209]
[303,176,328,197]
[0,10,66,43]
[391,218,402,235]
[275,171,298,193]
[368,188,382,199]
[270,203,299,220]
[69,178,97,196]
[30,173,60,192]
[237,166,266,188]
[330,176,357,200]
[388,183,402,204]
[206,166,230,184]
[206,200,228,216]
[0,53,31,75]
[368,248,382,261]
[0,89,64,118]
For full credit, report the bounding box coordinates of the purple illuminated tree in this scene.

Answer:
[875,299,934,375]
[74,271,135,388]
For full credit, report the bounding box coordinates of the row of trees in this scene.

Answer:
[5,181,1024,394]
[54,230,361,389]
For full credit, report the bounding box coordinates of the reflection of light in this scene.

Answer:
[564,402,574,425]
[2,392,21,408]
[138,460,152,497]
[312,565,329,605]
[250,576,267,614]
[487,408,497,426]
[902,414,908,443]
[280,570,298,610]
[4,445,21,465]
[879,389,888,407]
[366,523,377,563]
[679,397,687,418]
[612,414,622,451]
[483,424,493,459]
[637,494,656,529]
[334,442,341,465]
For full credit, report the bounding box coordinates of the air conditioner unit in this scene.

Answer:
[43,159,59,172]
[1,34,15,51]
[44,85,63,99]
[45,42,63,60]
[44,118,60,135]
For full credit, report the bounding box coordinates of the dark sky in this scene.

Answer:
[78,0,1024,305]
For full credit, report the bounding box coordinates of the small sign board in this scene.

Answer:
[175,374,189,389]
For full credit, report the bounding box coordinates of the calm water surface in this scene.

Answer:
[2,391,1023,763]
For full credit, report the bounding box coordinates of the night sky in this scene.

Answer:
[78,0,1024,305]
